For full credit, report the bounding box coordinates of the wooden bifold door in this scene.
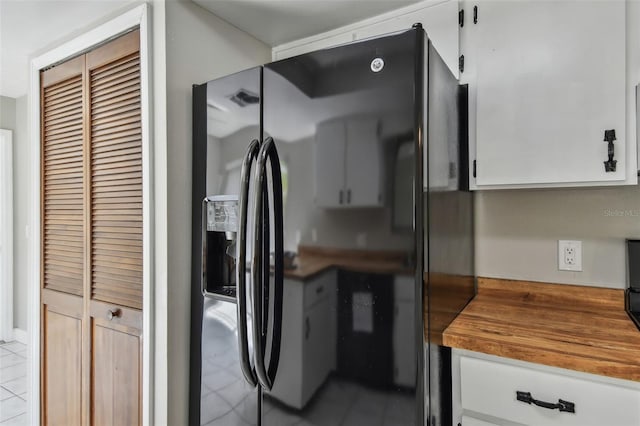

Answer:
[40,29,142,426]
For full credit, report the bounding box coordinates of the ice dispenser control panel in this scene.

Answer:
[203,195,239,298]
[206,196,238,232]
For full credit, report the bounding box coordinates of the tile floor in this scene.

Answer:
[263,377,415,426]
[0,341,27,425]
[200,299,414,426]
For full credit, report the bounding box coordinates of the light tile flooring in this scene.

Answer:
[201,299,414,426]
[0,341,27,425]
[263,377,415,426]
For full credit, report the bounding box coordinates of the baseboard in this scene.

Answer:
[12,328,27,344]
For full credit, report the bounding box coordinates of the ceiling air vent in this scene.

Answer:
[228,89,260,107]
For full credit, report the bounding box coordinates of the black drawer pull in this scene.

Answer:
[516,391,575,413]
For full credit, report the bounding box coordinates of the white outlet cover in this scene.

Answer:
[558,240,582,272]
[356,232,367,248]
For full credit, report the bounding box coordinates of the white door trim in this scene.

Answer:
[0,129,13,343]
[28,4,153,425]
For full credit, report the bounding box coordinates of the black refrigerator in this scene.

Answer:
[190,25,474,426]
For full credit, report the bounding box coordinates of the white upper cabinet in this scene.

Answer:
[466,0,634,188]
[314,120,346,207]
[315,117,383,208]
[345,117,383,207]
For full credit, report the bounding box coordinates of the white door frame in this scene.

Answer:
[0,129,13,343]
[27,4,153,425]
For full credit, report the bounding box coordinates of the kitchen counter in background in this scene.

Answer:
[442,277,640,382]
[284,245,413,281]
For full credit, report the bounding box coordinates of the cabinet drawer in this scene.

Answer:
[460,356,640,426]
[461,416,499,426]
[304,270,334,309]
[304,278,327,308]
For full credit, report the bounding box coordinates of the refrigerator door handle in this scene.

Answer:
[265,138,284,388]
[251,137,284,391]
[237,139,260,387]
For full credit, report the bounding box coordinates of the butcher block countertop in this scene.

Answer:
[284,245,413,280]
[442,277,640,382]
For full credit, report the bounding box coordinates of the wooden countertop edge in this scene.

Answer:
[284,246,413,280]
[442,277,640,383]
[443,332,640,382]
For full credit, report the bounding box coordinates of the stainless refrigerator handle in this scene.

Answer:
[264,138,284,388]
[237,139,260,387]
[251,137,284,391]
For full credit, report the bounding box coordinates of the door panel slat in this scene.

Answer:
[90,49,142,310]
[42,70,84,297]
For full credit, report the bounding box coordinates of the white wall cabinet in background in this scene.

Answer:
[314,117,384,208]
[465,0,635,188]
[314,120,346,207]
[453,350,640,426]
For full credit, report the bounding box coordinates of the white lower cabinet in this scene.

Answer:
[393,275,415,387]
[453,350,640,426]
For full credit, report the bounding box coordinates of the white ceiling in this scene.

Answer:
[192,0,424,47]
[1,0,423,99]
[0,0,134,99]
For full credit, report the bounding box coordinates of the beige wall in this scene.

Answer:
[0,95,29,332]
[475,185,640,288]
[475,0,640,289]
[163,1,271,423]
[12,96,27,330]
[0,96,16,129]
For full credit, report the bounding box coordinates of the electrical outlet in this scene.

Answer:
[558,240,582,271]
[356,232,367,248]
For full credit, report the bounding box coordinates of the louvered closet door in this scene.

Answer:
[87,30,142,426]
[40,29,143,426]
[41,55,85,426]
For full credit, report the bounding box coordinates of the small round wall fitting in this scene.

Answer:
[370,57,384,73]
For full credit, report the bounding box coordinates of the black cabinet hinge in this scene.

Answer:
[473,159,477,178]
[473,5,478,24]
[459,55,465,73]
[459,9,464,27]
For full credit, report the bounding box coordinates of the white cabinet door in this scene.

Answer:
[345,117,383,207]
[393,275,415,387]
[270,278,304,409]
[314,120,346,207]
[473,1,626,186]
[316,118,383,208]
[302,297,331,404]
[393,300,415,387]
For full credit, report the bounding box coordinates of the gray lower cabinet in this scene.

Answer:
[393,275,416,388]
[268,270,416,411]
[268,270,337,410]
